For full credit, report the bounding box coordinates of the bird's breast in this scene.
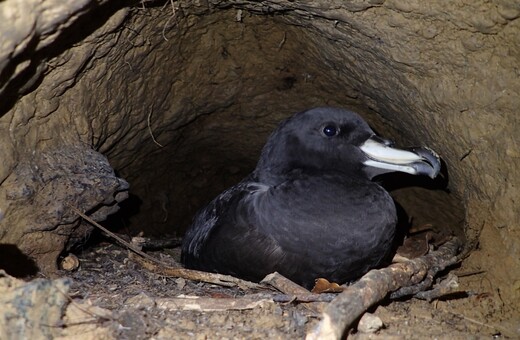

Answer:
[245,177,397,248]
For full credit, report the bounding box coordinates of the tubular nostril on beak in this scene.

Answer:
[371,135,395,147]
[383,139,395,147]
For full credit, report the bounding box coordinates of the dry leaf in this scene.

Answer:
[311,278,344,293]
[396,232,433,259]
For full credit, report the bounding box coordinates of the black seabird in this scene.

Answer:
[181,107,441,289]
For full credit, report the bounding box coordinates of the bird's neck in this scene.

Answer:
[252,164,292,186]
[253,165,368,187]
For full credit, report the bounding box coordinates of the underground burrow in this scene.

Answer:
[0,0,519,338]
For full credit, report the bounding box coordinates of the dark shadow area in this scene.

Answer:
[373,158,464,258]
[391,200,413,252]
[0,244,39,277]
[99,192,143,235]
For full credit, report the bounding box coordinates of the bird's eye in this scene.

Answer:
[322,125,338,137]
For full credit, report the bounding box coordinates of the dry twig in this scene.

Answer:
[131,235,183,250]
[261,272,328,313]
[154,292,335,312]
[412,273,460,301]
[68,205,262,290]
[155,295,272,312]
[67,204,161,265]
[129,252,262,289]
[261,272,310,296]
[307,237,462,340]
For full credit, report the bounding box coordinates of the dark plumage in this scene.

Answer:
[181,107,441,289]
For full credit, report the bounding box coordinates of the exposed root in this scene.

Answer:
[147,104,164,148]
[410,273,461,301]
[306,237,463,340]
[161,0,177,42]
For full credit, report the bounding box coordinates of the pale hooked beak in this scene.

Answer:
[359,136,441,179]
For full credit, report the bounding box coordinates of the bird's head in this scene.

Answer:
[254,107,441,185]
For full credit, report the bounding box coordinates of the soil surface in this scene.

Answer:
[63,240,515,339]
[2,4,519,302]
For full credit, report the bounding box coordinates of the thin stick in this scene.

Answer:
[67,204,163,265]
[155,296,272,312]
[68,204,262,290]
[129,252,262,289]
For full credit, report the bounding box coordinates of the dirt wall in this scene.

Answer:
[0,0,518,318]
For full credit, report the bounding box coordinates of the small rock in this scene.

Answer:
[175,277,186,290]
[357,312,384,333]
[125,292,156,310]
[60,254,80,271]
[291,310,308,327]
